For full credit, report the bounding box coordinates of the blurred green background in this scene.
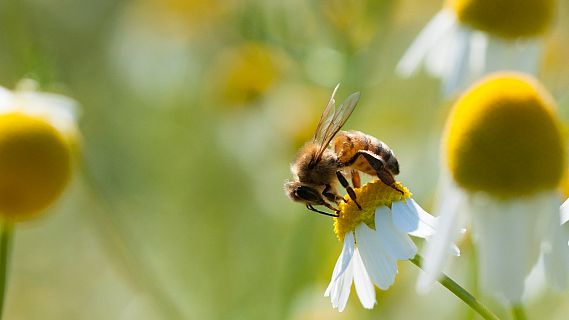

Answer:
[1,0,569,319]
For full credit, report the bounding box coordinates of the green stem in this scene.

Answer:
[410,255,500,320]
[0,222,12,320]
[511,305,527,320]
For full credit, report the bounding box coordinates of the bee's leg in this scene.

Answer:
[336,171,362,210]
[323,184,345,204]
[356,150,404,195]
[306,204,339,218]
[351,169,361,188]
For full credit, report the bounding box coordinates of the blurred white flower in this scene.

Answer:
[0,80,78,221]
[397,0,555,96]
[418,72,569,303]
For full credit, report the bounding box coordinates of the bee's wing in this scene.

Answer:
[313,90,361,162]
[313,83,340,143]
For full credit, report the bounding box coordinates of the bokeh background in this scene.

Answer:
[1,0,569,319]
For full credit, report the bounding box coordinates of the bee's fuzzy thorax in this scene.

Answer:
[293,142,337,186]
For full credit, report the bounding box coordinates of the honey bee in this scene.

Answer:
[284,84,401,217]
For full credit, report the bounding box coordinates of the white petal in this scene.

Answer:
[560,199,569,225]
[396,9,457,77]
[440,26,471,95]
[356,223,397,290]
[0,81,79,138]
[424,16,460,79]
[375,206,417,259]
[352,249,376,309]
[543,223,569,291]
[0,86,15,112]
[329,257,354,312]
[450,243,461,257]
[325,233,355,297]
[392,199,436,238]
[324,234,355,312]
[542,195,569,291]
[470,194,550,302]
[416,179,466,294]
[484,36,543,76]
[335,259,354,312]
[467,31,488,80]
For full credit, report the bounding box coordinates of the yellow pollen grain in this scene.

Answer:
[447,0,555,39]
[445,72,565,199]
[0,112,72,221]
[333,180,411,241]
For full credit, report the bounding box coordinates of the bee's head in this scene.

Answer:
[284,180,323,205]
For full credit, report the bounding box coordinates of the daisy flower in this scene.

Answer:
[0,80,78,221]
[324,179,437,311]
[418,72,569,303]
[397,0,556,95]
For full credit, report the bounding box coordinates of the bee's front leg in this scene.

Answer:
[306,204,339,218]
[322,184,345,204]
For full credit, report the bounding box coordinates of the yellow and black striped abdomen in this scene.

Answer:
[332,130,399,176]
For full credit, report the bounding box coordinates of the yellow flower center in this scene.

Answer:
[445,73,565,199]
[0,112,72,221]
[447,0,555,38]
[333,180,411,241]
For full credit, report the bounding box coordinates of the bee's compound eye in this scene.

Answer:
[295,186,322,203]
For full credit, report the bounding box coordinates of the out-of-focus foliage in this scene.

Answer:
[0,0,569,319]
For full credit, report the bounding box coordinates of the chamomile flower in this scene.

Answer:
[0,81,78,222]
[397,0,556,95]
[324,180,437,311]
[418,72,569,302]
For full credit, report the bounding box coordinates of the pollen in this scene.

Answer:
[333,180,411,241]
[445,72,565,199]
[0,112,72,221]
[447,0,555,39]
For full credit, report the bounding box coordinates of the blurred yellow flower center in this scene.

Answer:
[0,112,72,220]
[216,43,279,106]
[140,0,225,32]
[447,0,555,38]
[333,180,411,241]
[445,73,565,199]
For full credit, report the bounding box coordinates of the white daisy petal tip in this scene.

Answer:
[352,249,376,309]
[560,198,569,225]
[452,244,461,257]
[392,198,436,238]
[396,9,457,78]
[375,206,417,260]
[330,232,355,283]
[398,4,547,97]
[356,223,398,290]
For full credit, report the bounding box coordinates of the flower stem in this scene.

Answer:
[410,255,499,320]
[511,305,527,320]
[0,222,12,320]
